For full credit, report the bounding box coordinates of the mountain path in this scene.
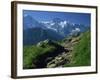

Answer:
[46,36,80,68]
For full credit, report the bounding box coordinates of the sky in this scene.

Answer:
[23,10,91,26]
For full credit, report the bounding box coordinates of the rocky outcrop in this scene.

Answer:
[47,51,70,68]
[33,36,80,68]
[46,37,80,68]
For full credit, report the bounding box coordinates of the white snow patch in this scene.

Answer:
[59,20,68,28]
[75,28,80,32]
[50,23,55,26]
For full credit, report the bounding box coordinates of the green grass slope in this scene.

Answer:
[23,40,65,69]
[23,44,56,69]
[64,31,91,67]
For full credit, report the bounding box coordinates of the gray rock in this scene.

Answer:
[47,64,56,68]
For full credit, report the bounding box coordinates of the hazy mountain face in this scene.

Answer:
[23,15,89,45]
[23,15,46,29]
[23,27,64,45]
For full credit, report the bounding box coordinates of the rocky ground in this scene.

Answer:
[45,36,81,68]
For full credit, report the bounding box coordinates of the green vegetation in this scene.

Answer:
[23,43,56,69]
[23,31,91,69]
[64,31,91,67]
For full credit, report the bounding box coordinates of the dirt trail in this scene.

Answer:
[33,36,80,68]
[46,36,80,68]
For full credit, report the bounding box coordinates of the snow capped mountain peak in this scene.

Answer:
[24,16,88,37]
[40,19,85,37]
[41,21,57,31]
[59,20,69,28]
[64,21,68,24]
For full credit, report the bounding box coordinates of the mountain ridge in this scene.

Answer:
[23,15,90,45]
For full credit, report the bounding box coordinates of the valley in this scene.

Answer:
[23,31,91,69]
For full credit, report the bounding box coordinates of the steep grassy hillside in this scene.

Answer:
[23,40,65,69]
[23,45,56,69]
[64,31,91,67]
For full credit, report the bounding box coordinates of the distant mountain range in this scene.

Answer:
[23,15,90,45]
